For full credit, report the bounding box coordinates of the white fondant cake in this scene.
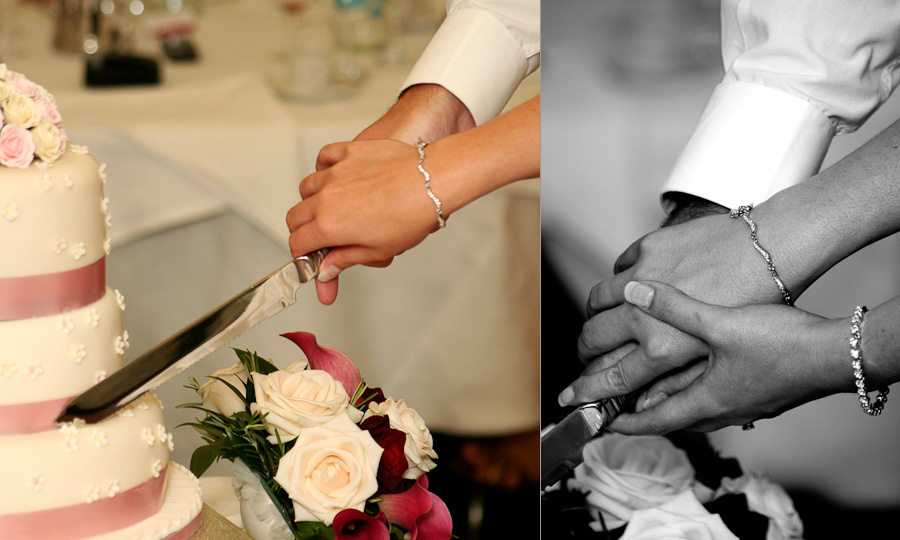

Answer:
[0,66,201,540]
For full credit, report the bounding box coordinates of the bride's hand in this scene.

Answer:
[566,210,795,406]
[286,139,441,305]
[598,281,847,433]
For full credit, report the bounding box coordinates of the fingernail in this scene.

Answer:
[318,265,341,283]
[624,281,654,308]
[558,386,574,407]
[641,392,667,410]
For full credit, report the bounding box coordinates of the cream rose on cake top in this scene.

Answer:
[0,64,66,168]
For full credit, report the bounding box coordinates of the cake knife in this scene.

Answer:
[56,249,329,424]
[540,394,635,489]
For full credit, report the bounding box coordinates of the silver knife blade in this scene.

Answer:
[541,394,634,489]
[56,249,328,425]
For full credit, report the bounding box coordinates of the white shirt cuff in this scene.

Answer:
[662,81,835,212]
[400,9,531,125]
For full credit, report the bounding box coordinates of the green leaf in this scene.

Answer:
[190,438,227,477]
[208,375,251,410]
[295,521,335,540]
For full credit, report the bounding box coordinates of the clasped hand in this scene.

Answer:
[564,212,807,432]
[286,139,441,305]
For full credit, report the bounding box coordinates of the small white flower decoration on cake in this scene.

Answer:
[59,423,79,436]
[99,162,107,183]
[107,479,121,498]
[95,370,107,383]
[104,238,112,255]
[62,172,73,188]
[86,308,101,328]
[115,332,129,355]
[157,424,168,442]
[3,202,19,222]
[23,361,43,381]
[117,408,134,417]
[70,144,88,154]
[40,173,52,191]
[72,242,86,261]
[167,433,175,451]
[101,197,109,213]
[61,314,75,334]
[115,289,126,310]
[54,238,67,255]
[74,344,87,364]
[105,212,112,229]
[84,486,101,504]
[63,434,79,454]
[151,459,164,479]
[90,429,108,447]
[28,474,45,492]
[142,427,156,446]
[0,361,16,378]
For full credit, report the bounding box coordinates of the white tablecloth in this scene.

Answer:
[8,0,539,476]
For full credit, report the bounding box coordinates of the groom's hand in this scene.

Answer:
[564,195,782,407]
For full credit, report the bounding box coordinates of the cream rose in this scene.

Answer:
[273,414,382,526]
[568,434,695,529]
[363,398,437,479]
[0,124,34,168]
[0,82,14,106]
[32,121,62,163]
[251,369,363,442]
[283,358,309,373]
[621,492,739,540]
[3,93,41,129]
[716,474,803,540]
[198,361,249,417]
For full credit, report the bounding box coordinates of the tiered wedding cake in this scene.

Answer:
[0,66,202,540]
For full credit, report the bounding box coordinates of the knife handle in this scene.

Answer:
[540,394,636,489]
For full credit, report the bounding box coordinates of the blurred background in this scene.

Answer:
[542,1,900,538]
[2,1,538,538]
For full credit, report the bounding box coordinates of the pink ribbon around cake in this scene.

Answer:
[0,464,168,540]
[0,257,105,321]
[0,395,75,435]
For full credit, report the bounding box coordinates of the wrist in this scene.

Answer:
[661,192,729,227]
[396,84,475,142]
[811,315,857,397]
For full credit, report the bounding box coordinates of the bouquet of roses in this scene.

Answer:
[541,431,804,540]
[181,332,452,540]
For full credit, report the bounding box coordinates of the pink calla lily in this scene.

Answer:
[282,332,362,398]
[333,509,390,540]
[379,476,453,540]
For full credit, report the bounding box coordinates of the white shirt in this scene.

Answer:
[663,0,900,211]
[400,0,541,125]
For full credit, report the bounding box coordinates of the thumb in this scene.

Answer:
[623,280,721,340]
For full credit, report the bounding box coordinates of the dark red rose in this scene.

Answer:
[360,415,409,493]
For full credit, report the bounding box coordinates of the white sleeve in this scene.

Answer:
[662,0,900,211]
[400,0,540,125]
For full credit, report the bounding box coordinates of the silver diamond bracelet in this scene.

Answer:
[730,204,793,306]
[415,138,446,230]
[850,306,889,416]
